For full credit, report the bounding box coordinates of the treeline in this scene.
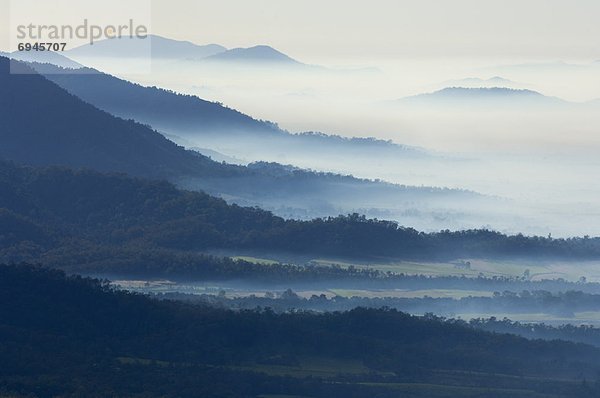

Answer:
[168,290,600,349]
[2,263,600,397]
[168,289,600,320]
[2,161,600,277]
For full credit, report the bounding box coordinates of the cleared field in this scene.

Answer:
[453,311,600,326]
[113,280,494,300]
[357,382,554,398]
[311,258,600,282]
[234,356,374,378]
[328,288,494,299]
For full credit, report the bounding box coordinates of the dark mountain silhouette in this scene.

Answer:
[203,45,301,64]
[37,63,281,135]
[67,34,226,59]
[0,56,238,180]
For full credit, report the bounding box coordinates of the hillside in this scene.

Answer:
[3,56,485,227]
[0,56,240,180]
[1,161,599,278]
[38,63,281,135]
[1,263,600,398]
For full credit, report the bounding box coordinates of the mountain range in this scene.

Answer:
[67,34,226,60]
[1,56,487,229]
[30,61,429,165]
[1,160,597,277]
[202,45,301,64]
[65,35,302,66]
[438,76,524,89]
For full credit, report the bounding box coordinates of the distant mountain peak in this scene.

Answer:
[395,86,570,110]
[203,45,300,64]
[66,34,227,60]
[437,87,541,96]
[439,76,522,89]
[405,86,545,100]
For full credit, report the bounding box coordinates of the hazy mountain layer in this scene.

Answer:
[67,34,227,59]
[1,57,489,230]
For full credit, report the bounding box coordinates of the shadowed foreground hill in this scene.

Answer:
[1,263,600,398]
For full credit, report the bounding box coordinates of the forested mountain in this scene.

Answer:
[1,56,488,228]
[0,56,238,180]
[1,263,600,398]
[1,161,599,279]
[32,62,425,161]
[38,62,281,134]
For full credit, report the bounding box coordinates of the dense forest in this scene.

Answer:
[2,161,600,279]
[162,290,600,349]
[2,263,600,398]
[163,288,600,318]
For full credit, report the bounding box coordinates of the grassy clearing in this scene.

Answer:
[356,382,556,397]
[312,257,600,282]
[235,356,374,378]
[328,288,494,299]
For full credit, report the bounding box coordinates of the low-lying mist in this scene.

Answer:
[68,55,600,237]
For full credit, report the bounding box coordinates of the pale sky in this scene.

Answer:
[151,0,600,62]
[1,0,600,62]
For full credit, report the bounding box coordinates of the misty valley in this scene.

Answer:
[3,6,600,397]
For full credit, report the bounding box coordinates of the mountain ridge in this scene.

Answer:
[1,56,486,230]
[29,61,427,163]
[66,34,227,59]
[202,45,300,64]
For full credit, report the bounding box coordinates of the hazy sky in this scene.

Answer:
[2,0,600,62]
[152,0,600,62]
